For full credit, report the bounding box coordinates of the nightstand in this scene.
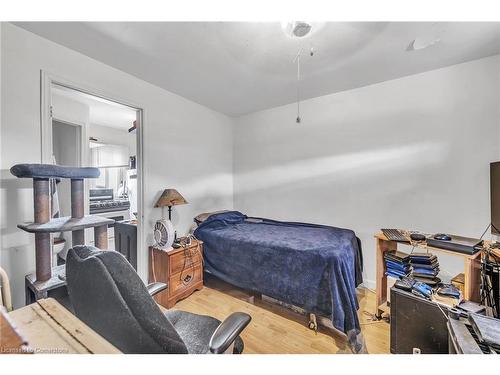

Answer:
[148,239,203,308]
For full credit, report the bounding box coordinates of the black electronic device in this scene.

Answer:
[413,281,433,299]
[390,287,449,353]
[456,301,486,315]
[409,252,437,264]
[413,276,441,286]
[448,312,500,354]
[384,250,412,279]
[410,233,426,242]
[381,229,408,242]
[468,313,500,350]
[173,236,192,249]
[411,262,438,270]
[410,252,441,285]
[433,233,452,241]
[437,284,461,299]
[394,276,415,292]
[413,272,439,280]
[427,234,483,255]
[384,251,410,263]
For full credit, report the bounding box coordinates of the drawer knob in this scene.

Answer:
[183,274,192,284]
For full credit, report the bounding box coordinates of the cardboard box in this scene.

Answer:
[451,273,465,295]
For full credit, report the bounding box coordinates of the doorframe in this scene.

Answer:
[40,70,148,281]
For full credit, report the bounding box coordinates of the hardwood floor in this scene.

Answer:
[172,275,390,354]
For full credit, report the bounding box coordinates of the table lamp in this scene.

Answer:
[153,189,188,250]
[154,189,188,220]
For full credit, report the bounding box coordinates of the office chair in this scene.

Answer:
[66,246,251,354]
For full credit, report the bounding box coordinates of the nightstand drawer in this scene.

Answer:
[169,246,202,275]
[149,240,203,309]
[169,264,202,298]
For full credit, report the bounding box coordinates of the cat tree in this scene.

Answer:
[11,164,114,304]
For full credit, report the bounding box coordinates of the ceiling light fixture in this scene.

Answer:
[281,21,315,38]
[407,36,441,51]
[406,23,445,52]
[89,137,105,148]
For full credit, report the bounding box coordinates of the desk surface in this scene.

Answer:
[374,232,483,260]
[8,298,120,354]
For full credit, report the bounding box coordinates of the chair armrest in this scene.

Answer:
[147,282,167,296]
[209,312,251,354]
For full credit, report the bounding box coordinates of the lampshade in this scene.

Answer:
[154,189,188,208]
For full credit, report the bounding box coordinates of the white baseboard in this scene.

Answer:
[361,279,376,291]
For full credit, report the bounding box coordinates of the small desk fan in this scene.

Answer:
[153,218,175,250]
[153,188,188,251]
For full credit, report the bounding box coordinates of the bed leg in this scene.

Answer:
[308,313,318,332]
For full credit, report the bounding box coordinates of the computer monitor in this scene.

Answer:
[491,161,500,237]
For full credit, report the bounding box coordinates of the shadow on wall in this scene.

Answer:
[234,141,449,196]
[0,170,37,309]
[231,140,471,288]
[234,104,458,173]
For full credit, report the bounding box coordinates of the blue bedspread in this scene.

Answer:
[194,211,363,347]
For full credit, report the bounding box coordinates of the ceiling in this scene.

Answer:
[16,22,500,116]
[52,84,137,130]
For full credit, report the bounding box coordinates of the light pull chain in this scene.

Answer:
[293,43,314,124]
[296,51,301,124]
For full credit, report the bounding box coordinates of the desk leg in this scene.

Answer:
[376,238,397,317]
[464,257,481,302]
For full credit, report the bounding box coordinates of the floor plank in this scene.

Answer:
[172,276,390,354]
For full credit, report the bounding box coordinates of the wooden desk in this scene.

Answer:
[7,298,120,354]
[374,233,483,318]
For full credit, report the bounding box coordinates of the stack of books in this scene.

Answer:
[384,251,411,279]
[410,252,440,285]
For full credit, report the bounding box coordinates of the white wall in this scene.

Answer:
[88,123,134,156]
[52,93,90,128]
[234,55,500,288]
[0,23,234,308]
[52,121,80,216]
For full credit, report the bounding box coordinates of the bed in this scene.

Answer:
[193,211,364,352]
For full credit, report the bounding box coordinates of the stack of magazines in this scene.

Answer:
[410,252,440,285]
[384,251,411,279]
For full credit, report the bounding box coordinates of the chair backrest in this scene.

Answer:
[66,246,188,353]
